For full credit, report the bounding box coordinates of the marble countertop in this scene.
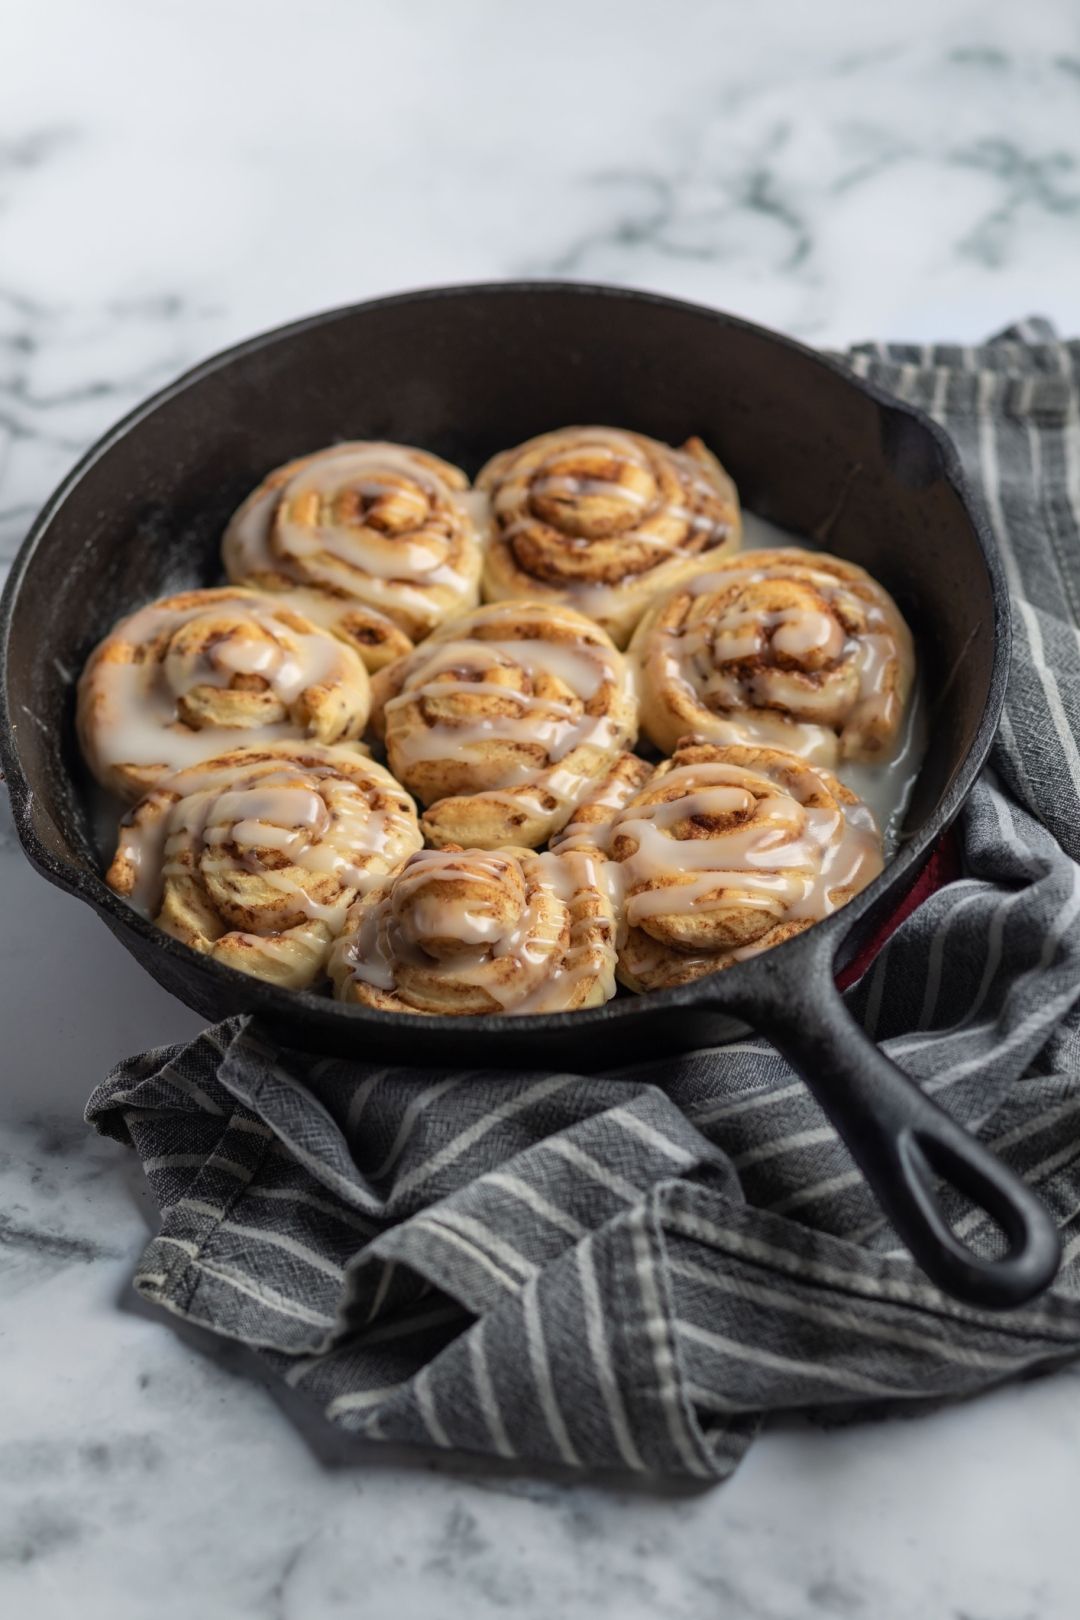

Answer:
[4,1,1080,1614]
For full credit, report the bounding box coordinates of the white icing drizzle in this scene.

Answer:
[385,638,614,771]
[479,427,740,639]
[738,511,924,853]
[335,845,617,1014]
[78,589,369,793]
[377,602,637,836]
[113,750,422,937]
[222,442,485,633]
[548,755,654,854]
[610,756,883,960]
[636,545,914,768]
[491,427,732,558]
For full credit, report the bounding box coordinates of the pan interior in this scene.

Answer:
[0,286,1002,1053]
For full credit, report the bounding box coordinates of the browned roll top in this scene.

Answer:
[330,843,618,1015]
[631,547,915,765]
[106,742,422,989]
[221,440,486,667]
[478,426,741,645]
[369,599,639,851]
[584,739,884,993]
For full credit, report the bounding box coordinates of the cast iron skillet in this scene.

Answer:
[0,282,1060,1309]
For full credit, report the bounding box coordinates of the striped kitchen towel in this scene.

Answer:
[86,322,1080,1481]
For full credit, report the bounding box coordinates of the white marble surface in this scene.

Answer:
[3,1,1080,1614]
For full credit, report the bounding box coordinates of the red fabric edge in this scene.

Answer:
[835,829,962,992]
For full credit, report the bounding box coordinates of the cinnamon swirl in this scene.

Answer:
[221,441,485,666]
[329,843,618,1015]
[477,427,741,646]
[599,739,883,992]
[631,547,915,765]
[77,588,372,800]
[106,742,422,989]
[369,600,639,850]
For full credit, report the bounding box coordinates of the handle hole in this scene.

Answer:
[905,1132,1029,1262]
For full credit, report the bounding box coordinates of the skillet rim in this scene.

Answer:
[0,279,1011,1035]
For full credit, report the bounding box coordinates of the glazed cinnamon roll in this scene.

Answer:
[221,442,485,667]
[77,588,372,800]
[369,600,639,850]
[477,427,741,646]
[106,743,422,989]
[329,844,618,1015]
[631,548,914,765]
[599,739,883,992]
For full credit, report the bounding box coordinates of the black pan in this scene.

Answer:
[0,282,1059,1309]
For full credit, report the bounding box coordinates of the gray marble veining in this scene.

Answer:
[3,1,1080,1615]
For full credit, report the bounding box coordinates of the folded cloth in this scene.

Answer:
[87,322,1080,1481]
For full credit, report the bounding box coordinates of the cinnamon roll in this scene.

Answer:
[329,844,618,1015]
[106,743,422,989]
[221,442,485,667]
[369,600,639,850]
[631,547,915,765]
[77,588,372,800]
[600,739,883,992]
[477,427,741,646]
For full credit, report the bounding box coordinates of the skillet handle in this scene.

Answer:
[721,944,1061,1310]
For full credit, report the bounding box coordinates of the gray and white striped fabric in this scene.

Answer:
[86,322,1080,1480]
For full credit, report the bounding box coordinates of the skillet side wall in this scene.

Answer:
[0,286,998,1064]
